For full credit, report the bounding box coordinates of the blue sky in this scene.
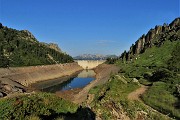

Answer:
[0,0,179,56]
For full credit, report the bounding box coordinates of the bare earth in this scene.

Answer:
[128,85,149,101]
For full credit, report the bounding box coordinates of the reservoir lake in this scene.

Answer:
[31,70,96,93]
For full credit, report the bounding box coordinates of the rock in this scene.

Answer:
[169,17,180,29]
[0,23,3,29]
[11,87,19,92]
[0,92,3,97]
[115,75,127,84]
[120,17,179,62]
[4,85,12,91]
[47,43,62,53]
[132,78,139,83]
[21,30,36,40]
[155,25,162,34]
[135,35,145,54]
[0,78,25,89]
[18,88,24,93]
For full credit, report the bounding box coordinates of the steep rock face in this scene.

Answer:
[20,30,37,40]
[47,43,62,53]
[169,18,180,28]
[121,17,180,61]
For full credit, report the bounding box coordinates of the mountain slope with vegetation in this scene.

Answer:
[0,23,73,67]
[103,18,180,119]
[0,18,179,120]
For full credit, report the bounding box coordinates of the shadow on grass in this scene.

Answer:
[40,106,96,120]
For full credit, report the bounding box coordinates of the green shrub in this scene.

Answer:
[150,68,173,82]
[0,93,78,120]
[138,78,152,86]
[143,72,153,80]
[168,42,180,72]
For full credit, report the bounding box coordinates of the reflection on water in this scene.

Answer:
[78,69,96,78]
[31,70,96,93]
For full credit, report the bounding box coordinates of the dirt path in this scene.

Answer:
[128,85,149,101]
[128,85,172,119]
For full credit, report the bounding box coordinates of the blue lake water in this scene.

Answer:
[31,70,96,93]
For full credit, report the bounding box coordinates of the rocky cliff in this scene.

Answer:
[41,42,62,53]
[120,18,180,61]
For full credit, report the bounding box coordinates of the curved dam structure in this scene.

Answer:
[75,60,106,69]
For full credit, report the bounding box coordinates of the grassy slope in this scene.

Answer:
[86,40,180,119]
[0,93,78,120]
[118,40,180,119]
[133,40,178,68]
[87,75,170,120]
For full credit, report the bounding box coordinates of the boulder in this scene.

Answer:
[132,78,139,83]
[4,85,12,91]
[0,92,3,97]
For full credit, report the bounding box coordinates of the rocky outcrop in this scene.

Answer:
[0,78,25,98]
[0,23,3,29]
[121,17,180,61]
[0,62,83,87]
[48,43,62,53]
[20,30,36,40]
[41,42,62,53]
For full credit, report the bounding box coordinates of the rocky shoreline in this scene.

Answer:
[0,62,83,98]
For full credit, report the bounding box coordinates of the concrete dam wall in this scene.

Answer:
[76,60,106,69]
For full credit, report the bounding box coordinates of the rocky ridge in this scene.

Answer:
[41,42,62,53]
[120,18,180,61]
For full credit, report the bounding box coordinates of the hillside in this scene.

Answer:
[0,24,73,67]
[104,18,180,119]
[0,18,179,120]
[120,18,180,62]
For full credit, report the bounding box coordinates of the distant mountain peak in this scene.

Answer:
[74,54,118,60]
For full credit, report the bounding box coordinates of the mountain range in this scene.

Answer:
[73,54,118,60]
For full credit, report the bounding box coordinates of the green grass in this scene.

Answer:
[142,82,180,119]
[88,75,170,120]
[108,40,180,119]
[138,78,152,86]
[134,41,179,68]
[116,41,179,79]
[0,92,78,120]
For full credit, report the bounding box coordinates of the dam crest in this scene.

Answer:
[75,60,106,69]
